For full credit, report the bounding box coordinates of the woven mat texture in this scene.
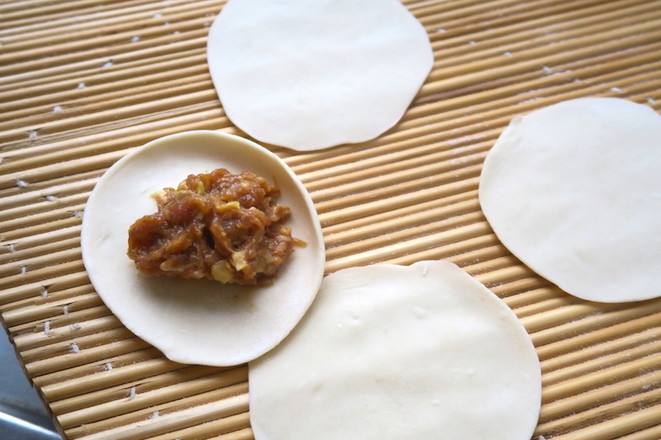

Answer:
[1,0,660,439]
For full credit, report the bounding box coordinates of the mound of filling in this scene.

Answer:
[128,168,301,286]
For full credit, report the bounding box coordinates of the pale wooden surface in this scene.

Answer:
[1,0,660,439]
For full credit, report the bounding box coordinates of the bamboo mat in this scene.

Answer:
[0,0,660,439]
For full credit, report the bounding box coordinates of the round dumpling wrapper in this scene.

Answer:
[480,97,661,303]
[249,261,541,440]
[207,0,433,150]
[81,131,325,366]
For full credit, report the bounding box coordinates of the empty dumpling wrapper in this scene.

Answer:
[250,261,541,440]
[207,0,433,150]
[480,97,661,303]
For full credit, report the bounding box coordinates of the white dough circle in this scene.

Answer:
[249,261,541,440]
[480,98,661,303]
[81,131,325,366]
[207,0,433,150]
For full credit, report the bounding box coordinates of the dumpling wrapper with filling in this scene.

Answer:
[81,131,325,367]
[249,261,541,440]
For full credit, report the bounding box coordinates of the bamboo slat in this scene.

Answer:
[33,347,165,388]
[49,363,225,413]
[1,0,659,439]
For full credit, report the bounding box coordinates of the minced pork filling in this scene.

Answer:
[127,168,301,286]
